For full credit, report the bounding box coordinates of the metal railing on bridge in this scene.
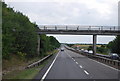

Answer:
[39,25,119,31]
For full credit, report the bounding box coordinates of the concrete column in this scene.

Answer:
[93,35,97,55]
[37,35,40,55]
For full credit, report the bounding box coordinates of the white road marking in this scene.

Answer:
[69,55,71,58]
[66,53,76,62]
[88,58,119,71]
[65,51,81,68]
[76,62,78,64]
[67,48,119,71]
[84,70,89,75]
[41,51,60,81]
[65,51,72,58]
[79,65,83,68]
[73,59,76,61]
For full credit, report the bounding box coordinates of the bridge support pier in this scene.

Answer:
[37,35,40,55]
[93,35,97,55]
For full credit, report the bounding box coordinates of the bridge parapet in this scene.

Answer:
[38,25,120,35]
[39,25,119,31]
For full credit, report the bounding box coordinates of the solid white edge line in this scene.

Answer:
[84,70,89,75]
[41,51,60,81]
[88,58,119,71]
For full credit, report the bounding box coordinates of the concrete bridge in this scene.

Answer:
[37,25,120,55]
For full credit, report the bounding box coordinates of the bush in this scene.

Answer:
[17,52,26,60]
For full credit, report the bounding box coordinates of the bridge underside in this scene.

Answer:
[38,30,120,35]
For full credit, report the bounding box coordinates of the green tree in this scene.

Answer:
[2,2,38,59]
[40,35,60,57]
[2,2,60,60]
[107,36,120,56]
[87,46,93,51]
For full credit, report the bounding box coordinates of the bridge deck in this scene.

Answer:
[37,25,120,35]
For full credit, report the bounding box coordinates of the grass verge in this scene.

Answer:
[3,56,50,80]
[3,49,59,80]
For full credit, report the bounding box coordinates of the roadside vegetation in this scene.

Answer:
[67,37,120,56]
[87,45,109,55]
[3,54,51,80]
[107,36,120,56]
[2,1,60,77]
[3,49,58,79]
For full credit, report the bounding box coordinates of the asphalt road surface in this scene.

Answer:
[34,48,119,81]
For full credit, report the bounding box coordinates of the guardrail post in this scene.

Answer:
[93,35,97,55]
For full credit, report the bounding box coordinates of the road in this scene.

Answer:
[34,48,119,81]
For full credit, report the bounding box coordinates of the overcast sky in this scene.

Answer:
[4,0,119,44]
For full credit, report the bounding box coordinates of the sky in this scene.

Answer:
[4,0,119,44]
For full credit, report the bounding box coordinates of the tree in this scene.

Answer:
[2,2,60,60]
[107,36,120,56]
[40,35,60,57]
[2,2,38,59]
[87,46,93,51]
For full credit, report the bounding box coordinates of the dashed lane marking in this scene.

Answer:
[84,70,89,75]
[79,65,83,68]
[76,62,78,64]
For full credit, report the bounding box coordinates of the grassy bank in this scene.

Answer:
[3,49,59,80]
[3,55,42,73]
[3,59,49,80]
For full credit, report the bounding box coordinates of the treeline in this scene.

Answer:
[40,35,60,57]
[67,36,120,56]
[2,2,60,60]
[87,45,109,54]
[107,36,120,55]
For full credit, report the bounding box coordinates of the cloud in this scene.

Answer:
[4,0,118,44]
[47,35,116,44]
[4,0,119,3]
[5,0,118,26]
